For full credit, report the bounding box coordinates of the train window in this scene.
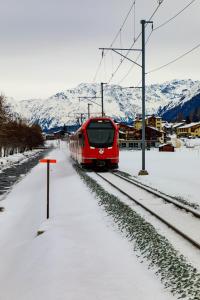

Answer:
[87,120,115,148]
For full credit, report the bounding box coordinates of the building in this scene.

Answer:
[159,143,175,152]
[147,115,162,131]
[162,122,173,135]
[118,125,163,149]
[171,122,185,134]
[177,122,200,138]
[118,123,140,140]
[134,115,162,131]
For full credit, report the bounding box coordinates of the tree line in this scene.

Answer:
[176,107,200,123]
[0,95,44,157]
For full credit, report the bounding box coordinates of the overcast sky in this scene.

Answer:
[0,0,199,100]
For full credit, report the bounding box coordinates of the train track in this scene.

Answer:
[95,171,200,250]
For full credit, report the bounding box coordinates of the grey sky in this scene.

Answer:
[0,0,199,100]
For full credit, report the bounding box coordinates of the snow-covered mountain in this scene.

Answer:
[158,80,200,121]
[5,79,200,129]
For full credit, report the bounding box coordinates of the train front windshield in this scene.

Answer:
[86,120,115,148]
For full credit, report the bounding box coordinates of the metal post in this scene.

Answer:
[47,160,50,219]
[81,113,84,124]
[139,20,148,175]
[88,103,92,119]
[101,82,104,117]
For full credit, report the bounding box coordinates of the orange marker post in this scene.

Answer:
[40,159,57,219]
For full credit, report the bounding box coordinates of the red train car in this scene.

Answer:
[69,117,119,169]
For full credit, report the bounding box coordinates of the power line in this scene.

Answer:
[118,53,140,85]
[154,0,197,31]
[118,29,153,84]
[110,0,136,48]
[92,56,104,82]
[107,0,165,84]
[147,42,200,74]
[120,0,196,83]
[115,0,196,84]
[92,1,136,82]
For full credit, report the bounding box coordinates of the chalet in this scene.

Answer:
[177,122,200,138]
[134,115,162,131]
[118,125,163,149]
[171,122,185,134]
[147,115,162,131]
[118,123,140,140]
[162,122,173,135]
[140,126,164,146]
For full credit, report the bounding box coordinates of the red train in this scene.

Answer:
[69,117,119,169]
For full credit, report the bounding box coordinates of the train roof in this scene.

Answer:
[71,117,117,136]
[81,117,117,130]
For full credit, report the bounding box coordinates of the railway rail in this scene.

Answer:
[95,171,200,250]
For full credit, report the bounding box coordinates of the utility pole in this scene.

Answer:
[99,19,153,175]
[101,82,107,117]
[78,96,101,117]
[138,20,152,176]
[88,103,92,119]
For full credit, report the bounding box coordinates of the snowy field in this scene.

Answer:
[119,144,200,206]
[0,142,175,300]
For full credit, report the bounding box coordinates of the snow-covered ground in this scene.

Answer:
[0,140,57,172]
[119,143,200,206]
[0,142,174,300]
[0,149,43,171]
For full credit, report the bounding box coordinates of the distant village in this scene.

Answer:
[44,115,200,151]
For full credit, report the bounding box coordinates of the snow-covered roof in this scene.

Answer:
[53,130,63,134]
[179,122,200,129]
[163,123,172,128]
[148,126,164,133]
[172,122,185,128]
[158,143,173,148]
[134,116,162,122]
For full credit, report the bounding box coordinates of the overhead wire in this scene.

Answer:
[118,29,153,85]
[92,1,136,83]
[109,0,136,48]
[107,0,165,84]
[147,42,200,74]
[118,0,197,84]
[93,0,196,84]
[154,0,197,31]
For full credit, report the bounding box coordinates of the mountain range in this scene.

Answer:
[5,79,200,129]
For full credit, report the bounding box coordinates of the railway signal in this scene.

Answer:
[40,159,57,219]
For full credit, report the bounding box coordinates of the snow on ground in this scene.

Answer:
[119,145,200,205]
[0,142,174,300]
[90,171,200,271]
[0,149,43,171]
[0,140,58,172]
